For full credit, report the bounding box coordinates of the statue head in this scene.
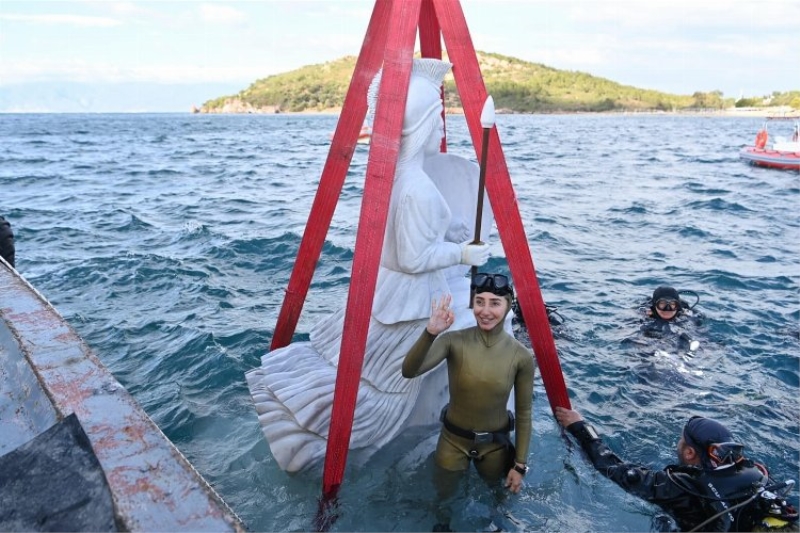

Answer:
[367,58,452,156]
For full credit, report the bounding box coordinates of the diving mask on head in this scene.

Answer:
[707,441,745,467]
[683,416,742,469]
[471,273,514,298]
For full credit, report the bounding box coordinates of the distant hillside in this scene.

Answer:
[199,51,799,114]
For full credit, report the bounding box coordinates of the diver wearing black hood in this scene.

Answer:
[648,286,686,322]
[0,215,14,268]
[639,286,704,348]
[555,407,798,532]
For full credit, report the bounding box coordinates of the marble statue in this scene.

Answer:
[245,58,510,472]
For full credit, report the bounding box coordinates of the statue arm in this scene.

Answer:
[394,186,461,273]
[444,217,471,244]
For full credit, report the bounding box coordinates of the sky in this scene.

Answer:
[0,0,797,112]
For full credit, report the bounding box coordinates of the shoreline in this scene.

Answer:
[206,106,799,119]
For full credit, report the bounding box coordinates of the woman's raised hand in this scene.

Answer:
[426,294,455,335]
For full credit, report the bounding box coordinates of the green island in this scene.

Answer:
[199,51,799,115]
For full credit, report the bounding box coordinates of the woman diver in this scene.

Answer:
[640,286,704,351]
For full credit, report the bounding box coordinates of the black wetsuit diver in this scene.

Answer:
[638,286,704,351]
[564,416,798,532]
[0,215,14,268]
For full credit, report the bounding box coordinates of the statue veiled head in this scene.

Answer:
[367,58,452,156]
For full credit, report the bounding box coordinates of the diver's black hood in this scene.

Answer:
[652,286,680,303]
[650,286,682,320]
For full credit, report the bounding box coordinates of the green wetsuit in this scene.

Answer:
[402,322,535,480]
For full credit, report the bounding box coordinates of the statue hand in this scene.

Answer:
[445,218,471,243]
[460,241,490,266]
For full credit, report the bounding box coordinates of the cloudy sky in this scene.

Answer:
[0,0,796,109]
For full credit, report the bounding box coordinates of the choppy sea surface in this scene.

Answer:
[1,113,798,532]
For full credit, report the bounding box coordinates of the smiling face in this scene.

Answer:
[472,291,509,331]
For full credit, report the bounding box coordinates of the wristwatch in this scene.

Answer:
[513,463,529,476]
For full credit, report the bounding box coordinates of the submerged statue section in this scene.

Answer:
[245,59,505,472]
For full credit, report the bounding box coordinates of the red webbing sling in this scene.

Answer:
[434,0,571,412]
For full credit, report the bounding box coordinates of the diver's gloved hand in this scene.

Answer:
[460,241,490,266]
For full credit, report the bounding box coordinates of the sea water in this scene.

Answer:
[1,112,798,532]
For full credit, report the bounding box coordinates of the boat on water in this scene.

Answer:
[0,258,245,532]
[357,125,372,144]
[739,118,800,171]
[329,124,371,145]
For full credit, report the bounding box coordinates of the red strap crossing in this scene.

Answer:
[270,0,392,351]
[436,0,571,412]
[267,0,571,513]
[322,0,422,500]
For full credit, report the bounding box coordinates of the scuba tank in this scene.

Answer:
[753,479,798,531]
[668,458,798,532]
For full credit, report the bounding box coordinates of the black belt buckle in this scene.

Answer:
[473,432,493,444]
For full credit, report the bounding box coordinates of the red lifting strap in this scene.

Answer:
[268,0,571,516]
[435,0,570,412]
[322,0,421,500]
